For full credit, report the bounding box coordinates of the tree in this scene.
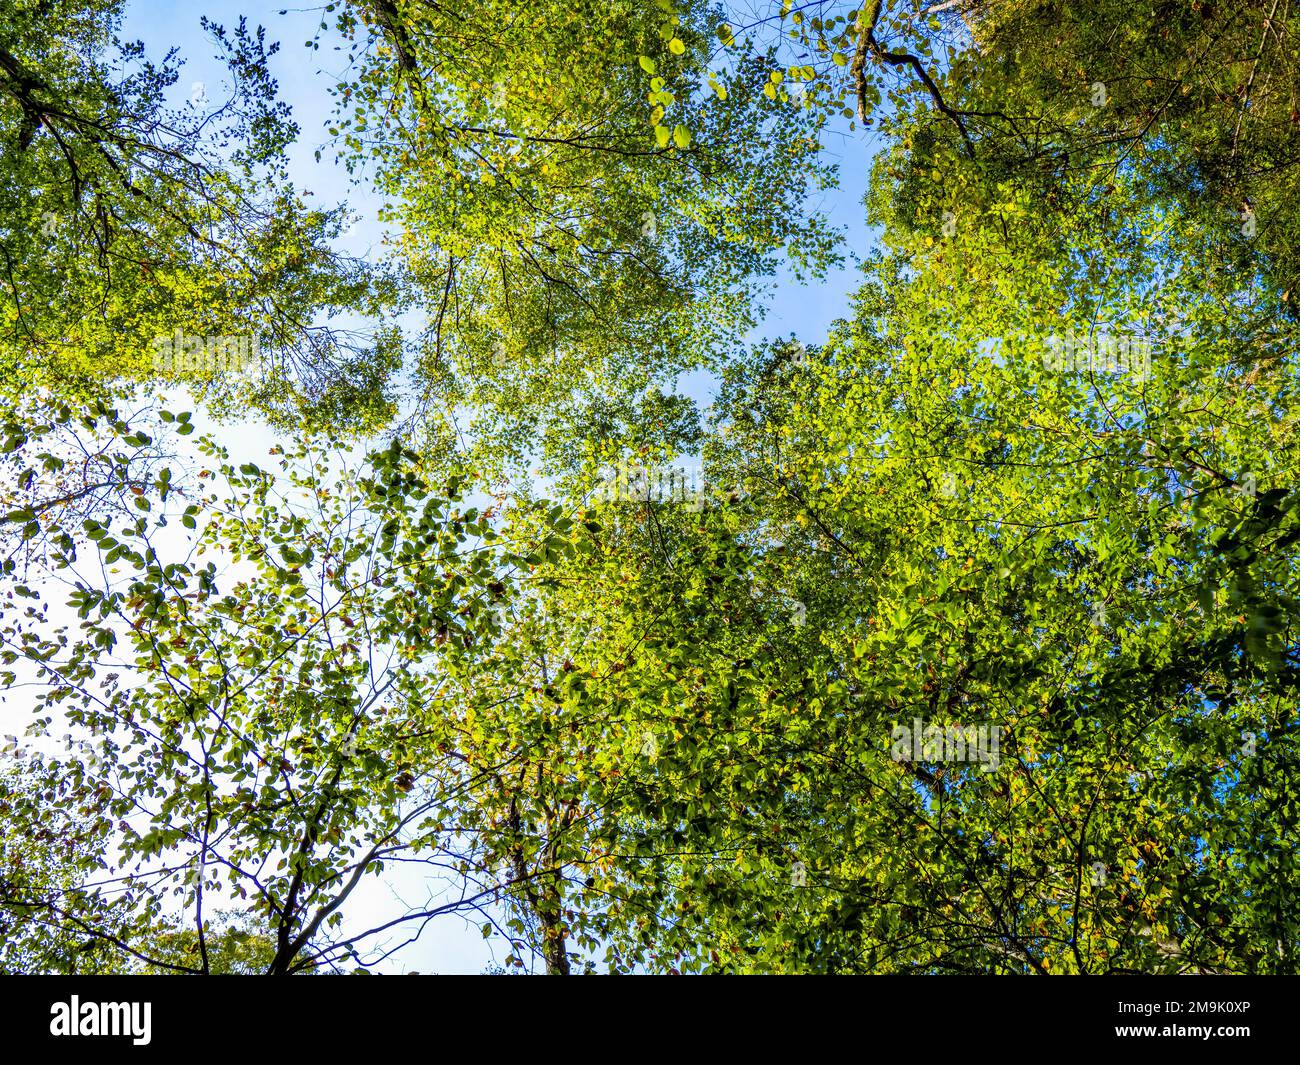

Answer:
[0,757,130,973]
[321,0,841,480]
[5,0,1300,977]
[0,411,585,973]
[0,0,396,430]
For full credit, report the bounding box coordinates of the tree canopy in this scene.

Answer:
[1,0,1298,975]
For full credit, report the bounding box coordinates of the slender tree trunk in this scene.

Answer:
[536,872,570,976]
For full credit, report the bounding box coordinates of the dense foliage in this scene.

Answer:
[2,0,1297,973]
